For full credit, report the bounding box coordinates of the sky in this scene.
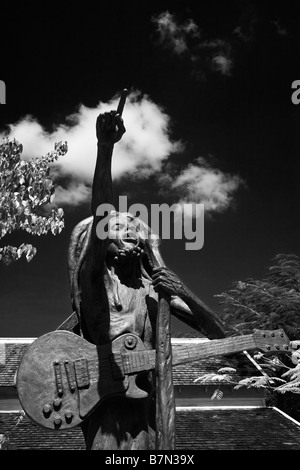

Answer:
[0,0,299,338]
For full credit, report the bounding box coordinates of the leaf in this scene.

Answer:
[234,376,270,390]
[211,389,224,400]
[25,245,37,262]
[254,352,264,360]
[291,352,300,365]
[218,367,237,374]
[0,138,68,263]
[17,243,26,259]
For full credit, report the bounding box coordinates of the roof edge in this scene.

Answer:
[0,338,36,344]
[176,405,266,410]
[0,337,209,344]
[272,406,300,427]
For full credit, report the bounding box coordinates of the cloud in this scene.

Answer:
[233,26,249,42]
[199,39,233,76]
[1,90,182,206]
[152,11,233,77]
[232,2,260,43]
[1,91,243,215]
[211,55,232,76]
[272,20,287,37]
[159,157,244,216]
[153,11,200,55]
[54,182,91,207]
[232,7,288,42]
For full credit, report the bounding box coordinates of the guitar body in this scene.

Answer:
[16,331,148,430]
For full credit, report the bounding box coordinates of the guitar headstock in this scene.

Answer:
[253,329,291,353]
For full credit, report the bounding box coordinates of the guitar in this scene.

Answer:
[16,329,290,430]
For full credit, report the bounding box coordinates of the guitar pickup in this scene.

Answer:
[74,358,90,389]
[64,360,76,392]
[53,361,63,396]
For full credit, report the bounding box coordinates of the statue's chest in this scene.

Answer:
[108,275,155,313]
[105,274,157,339]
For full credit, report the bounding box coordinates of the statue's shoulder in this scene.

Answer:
[70,216,94,242]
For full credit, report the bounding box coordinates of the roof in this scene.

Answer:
[173,351,259,385]
[1,407,300,450]
[175,407,300,450]
[0,343,29,387]
[0,411,85,450]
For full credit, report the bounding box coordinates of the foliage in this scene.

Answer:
[194,366,237,401]
[0,410,25,450]
[230,351,300,404]
[215,253,300,340]
[0,137,67,265]
[194,366,237,385]
[213,254,300,417]
[234,375,286,390]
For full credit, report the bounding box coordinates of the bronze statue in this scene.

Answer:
[67,92,226,450]
[15,92,293,451]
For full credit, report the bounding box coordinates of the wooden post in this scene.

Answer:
[149,235,176,450]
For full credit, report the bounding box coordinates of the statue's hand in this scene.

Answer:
[106,241,144,266]
[113,245,144,265]
[96,111,126,145]
[152,266,187,297]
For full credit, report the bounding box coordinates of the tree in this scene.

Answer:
[215,253,300,340]
[215,254,300,419]
[0,137,67,265]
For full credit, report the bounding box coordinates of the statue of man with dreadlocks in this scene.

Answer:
[68,107,226,450]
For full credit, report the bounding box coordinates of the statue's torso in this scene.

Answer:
[105,272,157,347]
[80,265,158,347]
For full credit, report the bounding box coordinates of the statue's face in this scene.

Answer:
[108,213,143,250]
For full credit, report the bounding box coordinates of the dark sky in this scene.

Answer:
[0,0,299,337]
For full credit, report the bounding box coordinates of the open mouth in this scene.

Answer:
[123,237,138,244]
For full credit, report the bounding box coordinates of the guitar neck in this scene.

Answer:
[118,334,256,376]
[171,334,256,367]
